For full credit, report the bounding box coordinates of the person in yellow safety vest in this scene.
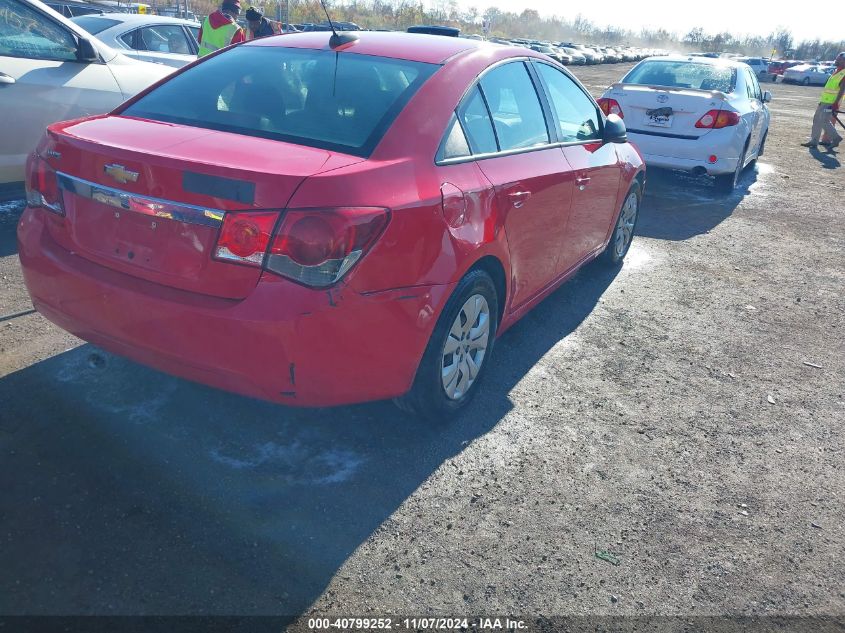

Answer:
[197,0,246,58]
[802,52,845,149]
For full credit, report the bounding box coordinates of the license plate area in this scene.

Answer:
[65,191,173,272]
[645,107,674,128]
[57,173,224,278]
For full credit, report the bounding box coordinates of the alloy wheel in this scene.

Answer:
[441,294,490,400]
[614,191,638,258]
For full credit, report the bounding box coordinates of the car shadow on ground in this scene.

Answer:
[0,202,24,258]
[636,165,759,241]
[0,259,620,618]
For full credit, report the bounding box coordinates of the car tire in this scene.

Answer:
[715,140,749,193]
[599,182,641,266]
[802,77,810,86]
[395,269,499,419]
[757,130,767,157]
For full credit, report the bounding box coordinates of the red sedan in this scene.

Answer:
[18,32,645,416]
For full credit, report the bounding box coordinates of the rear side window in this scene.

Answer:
[457,86,497,155]
[742,68,762,100]
[535,63,600,142]
[438,115,471,160]
[0,0,78,61]
[136,24,192,54]
[624,60,736,93]
[122,46,438,157]
[479,62,549,151]
[71,15,120,34]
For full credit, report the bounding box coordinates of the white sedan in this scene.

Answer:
[599,55,771,192]
[782,64,835,86]
[0,0,172,192]
[71,13,200,68]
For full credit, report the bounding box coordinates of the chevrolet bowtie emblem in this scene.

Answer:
[104,163,139,184]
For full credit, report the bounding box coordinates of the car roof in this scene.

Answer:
[246,31,487,64]
[643,54,747,68]
[76,12,200,26]
[50,0,104,5]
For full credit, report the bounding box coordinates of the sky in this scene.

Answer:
[462,0,842,44]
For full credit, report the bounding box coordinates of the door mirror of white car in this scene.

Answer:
[762,90,772,103]
[76,38,99,63]
[603,113,627,144]
[0,72,15,85]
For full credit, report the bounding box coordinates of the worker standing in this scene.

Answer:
[197,0,246,58]
[802,52,845,149]
[245,7,276,40]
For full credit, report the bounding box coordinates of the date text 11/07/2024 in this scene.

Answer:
[306,617,528,630]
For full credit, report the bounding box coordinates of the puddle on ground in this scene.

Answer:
[0,200,24,214]
[209,440,365,484]
[623,242,653,270]
[747,162,775,195]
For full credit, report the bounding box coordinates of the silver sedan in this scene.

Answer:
[71,13,200,68]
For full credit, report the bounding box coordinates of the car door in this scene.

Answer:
[748,68,768,153]
[462,62,575,309]
[533,61,621,273]
[0,0,123,185]
[814,66,832,86]
[122,24,195,67]
[742,68,764,152]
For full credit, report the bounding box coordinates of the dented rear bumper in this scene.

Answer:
[18,206,453,407]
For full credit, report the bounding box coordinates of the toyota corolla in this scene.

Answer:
[18,32,645,416]
[599,56,770,192]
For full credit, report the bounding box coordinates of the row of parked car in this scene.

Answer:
[489,39,667,66]
[692,54,840,86]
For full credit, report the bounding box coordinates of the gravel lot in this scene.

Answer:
[1,62,843,623]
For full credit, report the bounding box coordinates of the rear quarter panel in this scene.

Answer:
[289,46,530,296]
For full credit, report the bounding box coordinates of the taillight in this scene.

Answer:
[598,97,624,118]
[25,154,63,215]
[266,208,389,288]
[214,211,278,265]
[695,109,740,129]
[213,207,389,287]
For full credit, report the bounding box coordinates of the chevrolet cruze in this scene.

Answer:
[19,32,645,416]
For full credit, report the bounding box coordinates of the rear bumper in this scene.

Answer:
[18,207,452,407]
[628,130,742,175]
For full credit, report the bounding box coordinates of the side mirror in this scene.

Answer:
[762,90,772,103]
[603,113,627,144]
[76,37,99,62]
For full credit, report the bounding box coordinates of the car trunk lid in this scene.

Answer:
[606,83,730,138]
[42,116,363,299]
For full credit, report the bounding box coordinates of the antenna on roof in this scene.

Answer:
[319,0,358,48]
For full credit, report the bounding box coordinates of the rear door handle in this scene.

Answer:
[0,72,15,85]
[508,190,531,208]
[575,176,591,190]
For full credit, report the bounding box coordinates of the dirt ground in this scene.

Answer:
[0,62,843,626]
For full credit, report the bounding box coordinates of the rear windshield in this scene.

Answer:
[121,45,438,156]
[623,60,736,93]
[71,16,121,34]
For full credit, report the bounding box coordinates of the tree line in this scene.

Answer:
[188,0,844,60]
